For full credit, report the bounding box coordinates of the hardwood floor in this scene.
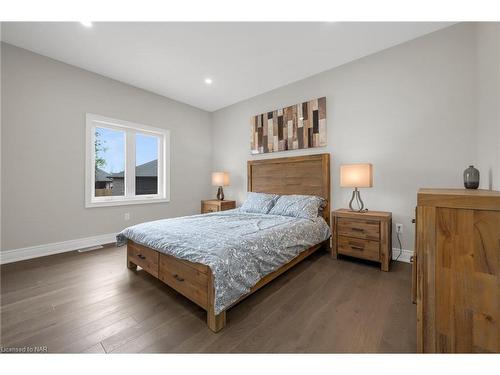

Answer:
[0,245,416,353]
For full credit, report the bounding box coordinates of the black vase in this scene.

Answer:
[463,165,480,189]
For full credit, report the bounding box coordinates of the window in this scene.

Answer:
[135,133,159,195]
[85,113,170,207]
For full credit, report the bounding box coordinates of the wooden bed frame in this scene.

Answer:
[127,153,331,332]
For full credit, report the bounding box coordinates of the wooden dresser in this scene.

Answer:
[201,199,236,214]
[332,209,392,271]
[414,188,500,353]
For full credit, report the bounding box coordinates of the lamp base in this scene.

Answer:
[216,186,225,201]
[349,188,366,212]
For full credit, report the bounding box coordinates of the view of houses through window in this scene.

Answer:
[94,127,125,197]
[94,127,159,197]
[135,133,159,195]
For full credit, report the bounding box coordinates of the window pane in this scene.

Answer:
[135,133,159,195]
[94,127,125,197]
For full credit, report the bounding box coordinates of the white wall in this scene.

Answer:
[211,23,479,252]
[1,43,212,251]
[476,23,500,190]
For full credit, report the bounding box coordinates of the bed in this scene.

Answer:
[119,153,331,332]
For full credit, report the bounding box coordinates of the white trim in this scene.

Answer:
[85,113,171,208]
[392,248,414,263]
[0,235,415,266]
[85,197,170,208]
[0,233,117,265]
[125,128,135,197]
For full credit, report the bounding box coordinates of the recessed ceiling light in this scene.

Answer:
[80,21,93,28]
[204,78,213,85]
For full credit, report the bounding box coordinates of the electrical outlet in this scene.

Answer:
[124,213,130,221]
[396,223,403,234]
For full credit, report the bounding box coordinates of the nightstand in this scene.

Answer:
[201,199,236,214]
[332,209,392,271]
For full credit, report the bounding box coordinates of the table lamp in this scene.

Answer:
[340,164,373,212]
[212,172,230,201]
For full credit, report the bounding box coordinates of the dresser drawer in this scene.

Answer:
[127,242,159,278]
[337,218,380,241]
[337,236,380,262]
[159,253,209,309]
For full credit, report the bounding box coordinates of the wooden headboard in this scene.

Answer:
[247,153,331,224]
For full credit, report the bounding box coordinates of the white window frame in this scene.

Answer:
[85,113,170,208]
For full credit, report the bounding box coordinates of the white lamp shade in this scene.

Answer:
[212,172,230,187]
[340,164,373,188]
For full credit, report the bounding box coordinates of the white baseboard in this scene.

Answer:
[392,248,413,263]
[0,233,117,265]
[1,234,413,266]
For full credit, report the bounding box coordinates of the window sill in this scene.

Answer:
[85,197,170,208]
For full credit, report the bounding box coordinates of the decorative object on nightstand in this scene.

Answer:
[463,165,480,189]
[332,209,392,271]
[212,172,230,200]
[340,163,373,212]
[201,199,236,214]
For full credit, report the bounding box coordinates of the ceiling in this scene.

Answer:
[1,22,453,112]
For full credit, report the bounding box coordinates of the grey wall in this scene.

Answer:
[476,23,500,190]
[211,23,479,252]
[0,25,2,250]
[1,43,212,250]
[3,22,498,254]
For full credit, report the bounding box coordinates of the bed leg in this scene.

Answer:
[207,269,226,332]
[207,310,226,333]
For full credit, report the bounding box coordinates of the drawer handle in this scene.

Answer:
[137,254,146,260]
[173,274,185,282]
[351,246,364,251]
[351,228,364,232]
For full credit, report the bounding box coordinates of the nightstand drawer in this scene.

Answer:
[202,203,219,213]
[220,201,235,210]
[337,218,380,241]
[201,200,236,214]
[337,236,380,262]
